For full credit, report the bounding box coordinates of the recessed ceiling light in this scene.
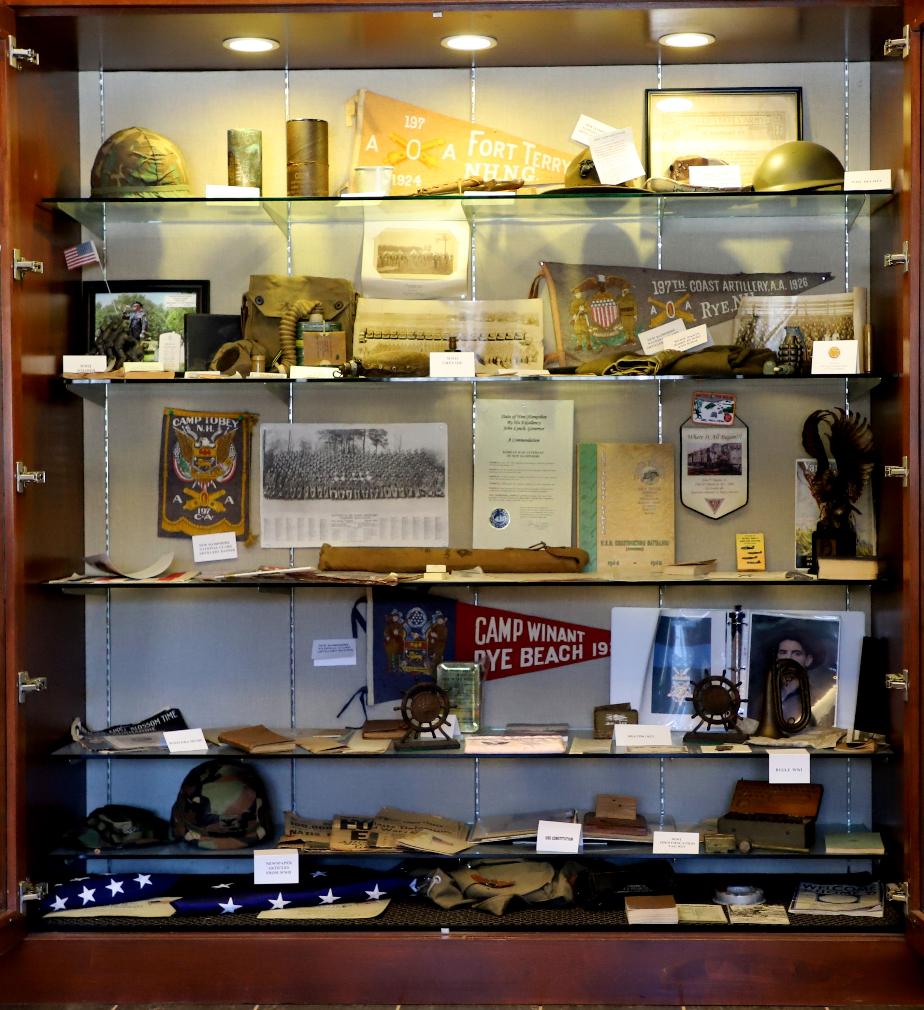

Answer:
[658,32,716,49]
[222,37,280,53]
[441,34,497,52]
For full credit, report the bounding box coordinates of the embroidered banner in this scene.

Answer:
[348,90,573,195]
[158,408,255,538]
[367,592,610,703]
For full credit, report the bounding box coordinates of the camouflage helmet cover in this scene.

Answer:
[171,759,271,849]
[91,126,191,198]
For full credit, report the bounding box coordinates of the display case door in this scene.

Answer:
[0,5,84,948]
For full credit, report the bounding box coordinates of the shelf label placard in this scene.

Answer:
[253,848,299,885]
[164,728,209,754]
[192,531,238,563]
[536,820,582,854]
[613,724,673,748]
[768,749,811,783]
[652,830,700,855]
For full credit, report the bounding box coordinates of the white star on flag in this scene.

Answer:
[409,878,420,892]
[211,883,233,889]
[365,884,387,900]
[78,886,96,905]
[70,876,91,882]
[268,892,291,910]
[310,870,327,878]
[318,888,340,904]
[218,897,242,914]
[106,879,125,897]
[51,895,68,911]
[134,874,152,889]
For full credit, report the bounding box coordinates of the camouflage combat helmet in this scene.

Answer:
[70,804,169,851]
[171,759,271,849]
[752,141,844,193]
[91,126,191,198]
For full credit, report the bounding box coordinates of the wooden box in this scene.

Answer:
[717,779,823,852]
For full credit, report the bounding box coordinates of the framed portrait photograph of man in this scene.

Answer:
[84,280,209,370]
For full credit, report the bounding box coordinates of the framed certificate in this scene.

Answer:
[645,87,803,187]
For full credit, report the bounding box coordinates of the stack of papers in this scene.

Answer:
[624,895,679,924]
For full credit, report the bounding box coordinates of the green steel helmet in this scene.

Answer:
[752,141,845,193]
[91,126,191,198]
[171,759,271,850]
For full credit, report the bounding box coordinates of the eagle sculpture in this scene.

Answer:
[801,408,875,536]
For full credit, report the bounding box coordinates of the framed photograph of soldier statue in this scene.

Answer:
[84,279,209,370]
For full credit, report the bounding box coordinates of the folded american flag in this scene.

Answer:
[40,872,178,913]
[63,240,100,270]
[171,868,423,916]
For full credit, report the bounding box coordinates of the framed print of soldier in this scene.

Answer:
[84,279,209,370]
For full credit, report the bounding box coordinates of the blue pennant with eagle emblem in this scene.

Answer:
[159,408,256,538]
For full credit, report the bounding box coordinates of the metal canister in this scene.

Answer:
[286,118,329,196]
[227,129,263,191]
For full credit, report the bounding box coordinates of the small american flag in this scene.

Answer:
[63,240,100,270]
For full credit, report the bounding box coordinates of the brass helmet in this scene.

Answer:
[752,141,844,193]
[563,147,646,190]
[91,126,191,198]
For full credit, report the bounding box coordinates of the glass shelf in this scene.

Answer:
[49,835,883,862]
[50,735,890,760]
[47,573,887,591]
[43,190,895,239]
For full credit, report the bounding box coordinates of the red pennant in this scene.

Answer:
[455,602,610,680]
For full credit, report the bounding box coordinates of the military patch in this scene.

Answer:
[158,407,256,538]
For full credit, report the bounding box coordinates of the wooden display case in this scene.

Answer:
[1,1,924,1003]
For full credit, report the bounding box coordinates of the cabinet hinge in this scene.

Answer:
[15,461,46,494]
[884,456,910,487]
[883,241,909,271]
[6,37,40,70]
[883,25,910,58]
[17,671,47,704]
[885,670,908,700]
[18,880,48,912]
[12,249,44,282]
[887,881,909,904]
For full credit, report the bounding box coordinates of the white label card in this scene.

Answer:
[192,532,238,563]
[844,169,892,191]
[430,351,476,377]
[311,638,357,667]
[768,749,811,783]
[811,340,859,375]
[536,820,583,854]
[688,164,743,189]
[637,318,686,355]
[253,848,300,885]
[587,129,646,186]
[164,728,209,754]
[205,184,261,198]
[63,355,107,374]
[664,323,710,353]
[652,830,701,855]
[123,361,163,373]
[289,365,340,379]
[613,724,673,748]
[571,113,621,146]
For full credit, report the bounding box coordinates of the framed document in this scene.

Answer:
[645,87,803,187]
